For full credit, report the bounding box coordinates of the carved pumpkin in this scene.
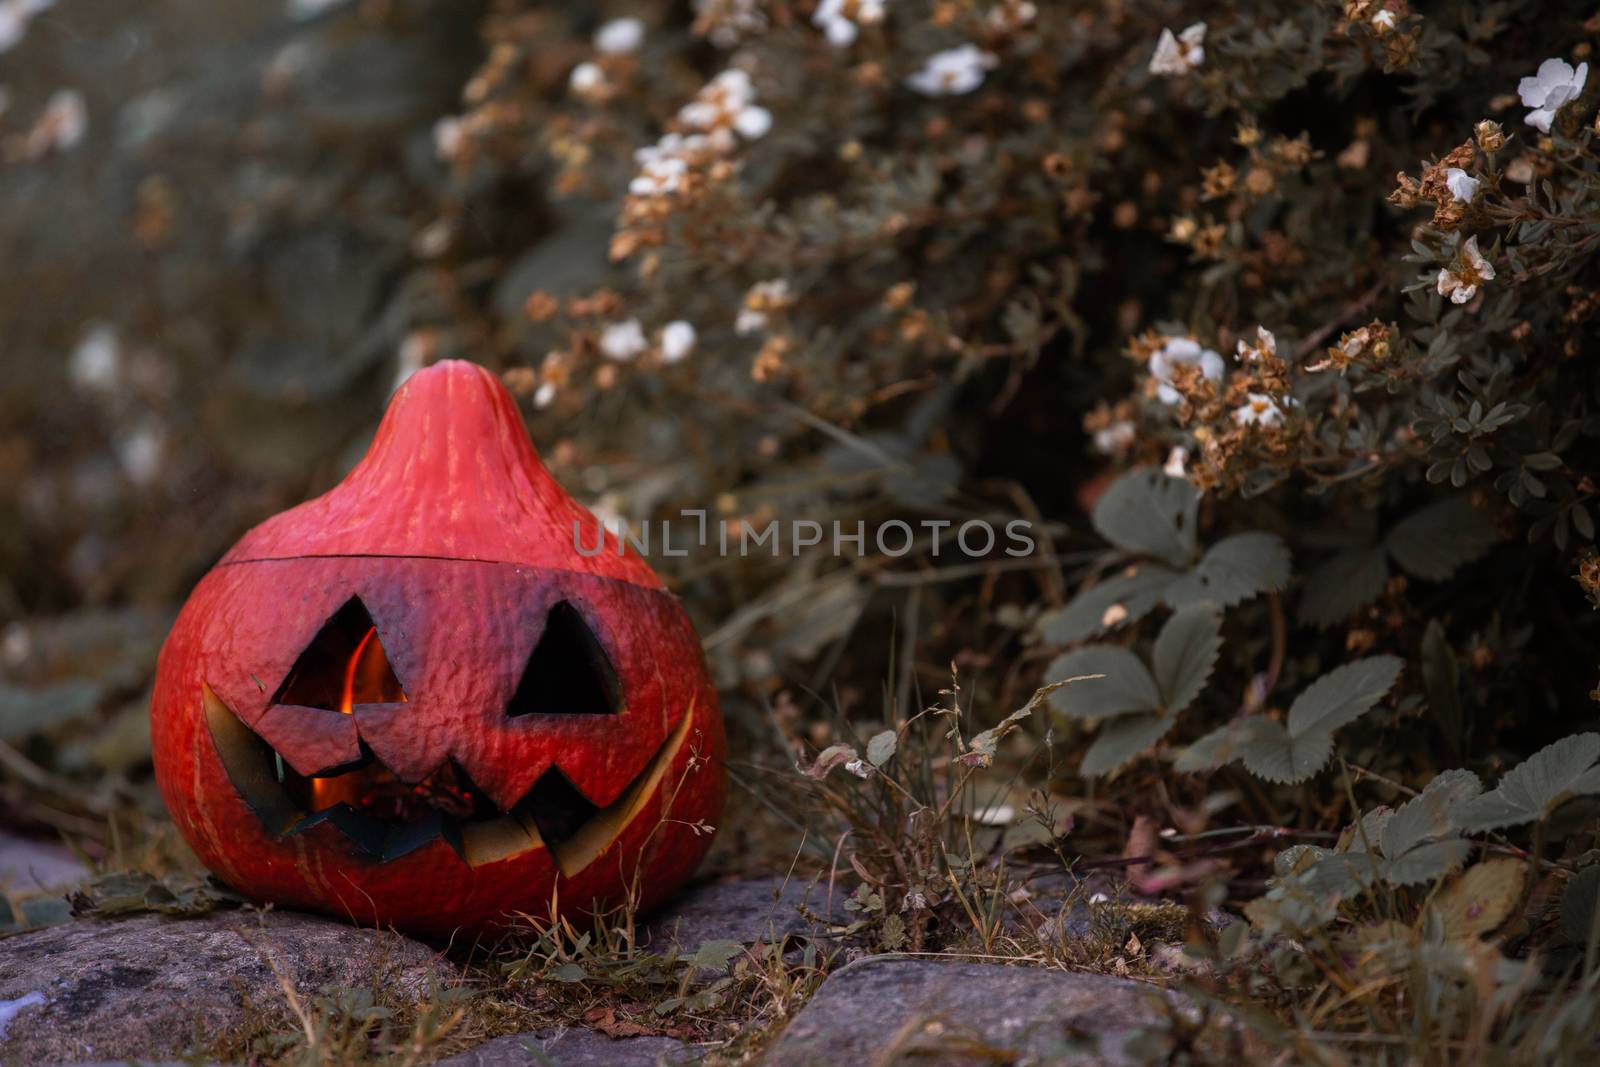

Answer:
[150,360,724,939]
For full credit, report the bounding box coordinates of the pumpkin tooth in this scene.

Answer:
[253,702,363,777]
[547,702,697,878]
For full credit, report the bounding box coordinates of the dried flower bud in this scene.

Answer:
[1474,119,1505,152]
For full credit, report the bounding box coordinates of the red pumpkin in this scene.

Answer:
[150,360,724,939]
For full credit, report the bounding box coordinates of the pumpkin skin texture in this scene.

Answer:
[150,360,724,940]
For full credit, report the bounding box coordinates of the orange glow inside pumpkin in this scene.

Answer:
[305,625,427,813]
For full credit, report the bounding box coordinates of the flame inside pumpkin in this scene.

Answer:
[300,627,472,817]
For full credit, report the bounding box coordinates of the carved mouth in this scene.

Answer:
[203,686,692,875]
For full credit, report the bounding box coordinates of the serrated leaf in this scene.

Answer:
[1299,547,1389,629]
[1453,733,1600,832]
[1383,839,1473,886]
[1044,646,1160,720]
[865,730,897,767]
[1091,470,1199,566]
[1433,859,1525,940]
[1231,657,1403,783]
[1175,717,1279,774]
[1182,658,1401,784]
[1385,497,1498,581]
[1287,656,1405,738]
[1151,603,1222,715]
[1560,867,1600,945]
[1381,769,1482,860]
[1041,565,1177,644]
[1080,712,1177,778]
[1238,721,1328,784]
[1163,532,1291,609]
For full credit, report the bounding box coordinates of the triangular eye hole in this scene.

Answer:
[507,601,620,717]
[271,597,408,711]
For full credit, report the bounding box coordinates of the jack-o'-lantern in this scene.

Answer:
[150,360,724,939]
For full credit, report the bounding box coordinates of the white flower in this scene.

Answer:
[1235,325,1277,363]
[599,319,648,361]
[733,103,772,139]
[70,325,119,392]
[660,320,697,363]
[1370,8,1395,32]
[1445,167,1480,202]
[534,381,557,409]
[1233,393,1283,427]
[1149,22,1206,76]
[986,1,1037,31]
[594,16,644,55]
[844,758,872,778]
[678,68,772,141]
[0,0,46,55]
[736,279,791,334]
[118,421,165,485]
[433,116,464,161]
[1149,336,1224,405]
[906,44,997,97]
[1093,420,1136,455]
[1163,446,1189,479]
[569,61,606,95]
[1435,235,1496,305]
[813,0,885,47]
[21,89,86,157]
[628,153,688,197]
[1518,58,1588,133]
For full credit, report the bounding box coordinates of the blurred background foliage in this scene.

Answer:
[3,0,1600,1019]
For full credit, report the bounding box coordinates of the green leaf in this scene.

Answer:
[1382,839,1472,887]
[685,939,744,974]
[550,963,589,982]
[1420,620,1463,750]
[1151,603,1222,715]
[1175,717,1281,775]
[1091,470,1199,567]
[1181,657,1402,784]
[1286,656,1405,739]
[865,730,897,767]
[1044,646,1160,721]
[1385,497,1498,581]
[1236,720,1324,785]
[1041,565,1177,644]
[1080,712,1178,778]
[1381,768,1482,861]
[1163,532,1291,608]
[1561,867,1600,945]
[1299,547,1389,629]
[1453,733,1600,832]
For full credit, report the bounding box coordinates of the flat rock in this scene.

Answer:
[764,957,1187,1067]
[641,875,842,952]
[0,910,453,1065]
[436,1030,696,1067]
[0,833,88,894]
